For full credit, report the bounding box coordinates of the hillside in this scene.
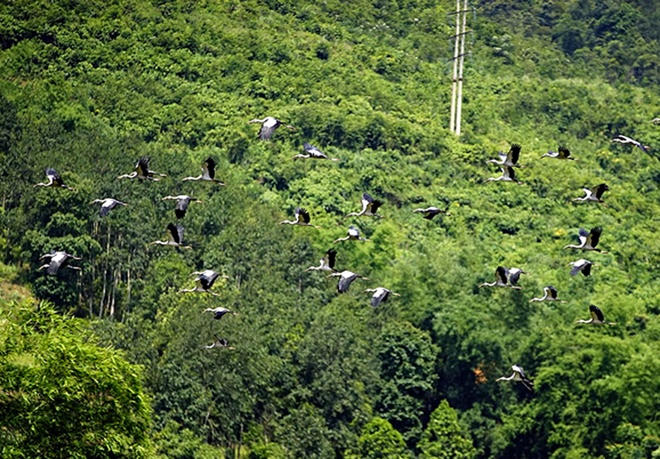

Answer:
[1,0,658,457]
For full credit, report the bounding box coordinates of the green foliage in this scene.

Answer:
[418,400,476,459]
[346,417,409,459]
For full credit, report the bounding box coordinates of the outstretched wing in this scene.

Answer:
[136,157,150,177]
[495,266,508,284]
[589,304,604,322]
[593,183,608,199]
[588,226,602,248]
[203,157,216,179]
[296,207,311,224]
[558,146,571,159]
[326,249,337,269]
[508,144,521,164]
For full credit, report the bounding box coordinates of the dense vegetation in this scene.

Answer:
[1,0,658,457]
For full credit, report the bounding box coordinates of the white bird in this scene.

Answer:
[162,195,202,219]
[306,249,337,272]
[480,266,525,289]
[346,192,383,218]
[413,206,450,220]
[38,251,82,275]
[496,365,534,392]
[487,143,522,168]
[280,207,319,228]
[573,184,609,203]
[541,146,576,160]
[34,168,74,190]
[611,134,650,153]
[652,117,660,125]
[569,259,594,277]
[91,198,127,217]
[365,287,399,307]
[485,165,522,184]
[179,270,228,295]
[203,307,236,320]
[150,223,192,249]
[333,225,368,243]
[182,157,224,184]
[329,270,368,293]
[576,304,616,325]
[204,335,234,350]
[564,227,607,253]
[249,116,295,140]
[293,143,339,161]
[117,156,167,181]
[529,286,564,303]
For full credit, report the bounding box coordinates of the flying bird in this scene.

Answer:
[34,168,74,190]
[204,335,234,350]
[611,134,650,153]
[541,146,576,160]
[346,192,383,218]
[576,304,616,325]
[333,225,368,243]
[117,157,167,181]
[182,157,225,184]
[564,227,607,253]
[569,259,594,276]
[529,286,564,303]
[306,249,337,272]
[485,165,522,184]
[179,270,228,295]
[496,365,534,392]
[150,223,192,249]
[91,198,127,217]
[365,287,399,307]
[480,266,526,289]
[203,307,236,320]
[162,195,202,219]
[248,116,295,140]
[486,143,522,168]
[38,251,82,275]
[293,143,339,161]
[329,270,368,293]
[280,207,319,228]
[573,184,609,203]
[413,206,450,220]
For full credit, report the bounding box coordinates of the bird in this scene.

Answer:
[150,223,192,249]
[413,206,450,220]
[479,266,525,289]
[541,146,576,160]
[90,198,127,217]
[203,307,236,320]
[34,168,74,190]
[162,195,202,219]
[564,227,607,253]
[38,251,82,275]
[204,335,234,350]
[486,143,522,168]
[365,287,400,307]
[611,134,650,153]
[573,184,609,203]
[181,157,224,184]
[496,365,534,392]
[576,304,616,325]
[306,249,337,272]
[280,207,319,228]
[248,116,295,140]
[652,117,660,125]
[346,192,383,218]
[329,270,368,293]
[529,286,564,303]
[117,157,167,180]
[179,270,228,295]
[333,225,368,243]
[293,143,339,161]
[569,259,594,276]
[485,165,522,184]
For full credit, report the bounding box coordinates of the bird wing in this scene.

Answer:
[258,118,279,140]
[547,286,558,299]
[593,184,608,199]
[296,207,311,224]
[338,272,356,293]
[558,146,571,158]
[46,168,64,185]
[495,266,508,284]
[512,365,526,378]
[588,226,602,248]
[578,228,589,245]
[589,304,604,322]
[582,261,592,276]
[166,223,179,243]
[348,226,359,237]
[326,249,337,269]
[136,157,150,177]
[508,144,521,164]
[508,269,523,285]
[370,199,384,214]
[200,271,219,289]
[99,201,112,217]
[203,157,216,179]
[303,143,326,158]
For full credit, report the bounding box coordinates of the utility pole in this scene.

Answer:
[449,0,469,136]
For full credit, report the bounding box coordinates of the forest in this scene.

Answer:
[0,0,658,457]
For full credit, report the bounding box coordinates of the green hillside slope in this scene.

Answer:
[1,0,658,457]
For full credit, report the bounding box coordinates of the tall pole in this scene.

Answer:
[449,0,460,133]
[455,0,468,136]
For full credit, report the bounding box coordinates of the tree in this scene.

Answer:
[346,417,409,459]
[418,400,476,459]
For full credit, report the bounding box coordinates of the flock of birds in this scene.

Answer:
[32,115,651,382]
